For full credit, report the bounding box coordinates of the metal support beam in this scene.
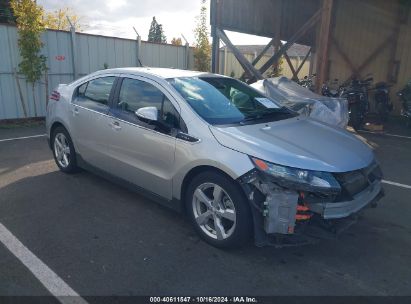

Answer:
[315,0,334,93]
[257,8,322,78]
[216,29,264,80]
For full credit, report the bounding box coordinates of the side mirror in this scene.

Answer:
[135,106,158,122]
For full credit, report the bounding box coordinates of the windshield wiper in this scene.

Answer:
[240,108,291,124]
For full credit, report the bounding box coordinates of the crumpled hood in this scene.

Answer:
[209,117,374,172]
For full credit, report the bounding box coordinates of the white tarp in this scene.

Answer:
[251,77,349,128]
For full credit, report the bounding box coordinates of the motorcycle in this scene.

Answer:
[374,82,393,123]
[321,78,341,98]
[339,76,373,130]
[397,80,411,127]
[298,74,316,92]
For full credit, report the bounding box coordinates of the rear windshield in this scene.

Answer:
[167,76,295,125]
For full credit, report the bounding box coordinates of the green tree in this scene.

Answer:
[148,16,158,42]
[193,0,211,72]
[171,37,182,46]
[148,16,166,43]
[155,23,166,43]
[43,7,85,31]
[11,0,47,117]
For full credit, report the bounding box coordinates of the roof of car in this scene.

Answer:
[98,67,220,79]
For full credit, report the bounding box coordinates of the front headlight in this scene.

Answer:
[251,157,341,195]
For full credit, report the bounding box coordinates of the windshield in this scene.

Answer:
[167,77,296,125]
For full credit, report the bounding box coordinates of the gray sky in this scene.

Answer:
[37,0,270,45]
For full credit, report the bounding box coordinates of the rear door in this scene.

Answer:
[70,75,117,171]
[105,76,184,200]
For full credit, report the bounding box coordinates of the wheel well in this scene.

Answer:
[180,165,238,213]
[49,122,67,148]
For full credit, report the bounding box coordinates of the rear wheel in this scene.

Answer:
[349,104,363,130]
[52,126,78,173]
[185,171,252,248]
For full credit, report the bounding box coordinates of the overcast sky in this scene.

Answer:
[37,0,271,46]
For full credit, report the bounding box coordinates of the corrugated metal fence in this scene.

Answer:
[0,24,194,120]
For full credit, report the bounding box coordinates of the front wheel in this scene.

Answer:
[186,171,252,248]
[349,104,363,130]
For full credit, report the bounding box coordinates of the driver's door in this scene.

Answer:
[105,76,182,200]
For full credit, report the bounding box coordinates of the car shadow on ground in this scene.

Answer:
[1,167,410,295]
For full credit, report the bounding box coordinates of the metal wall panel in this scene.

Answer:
[0,25,194,120]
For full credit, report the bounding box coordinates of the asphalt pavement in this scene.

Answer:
[0,122,410,299]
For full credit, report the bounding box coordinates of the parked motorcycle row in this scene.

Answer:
[398,80,411,127]
[296,74,411,129]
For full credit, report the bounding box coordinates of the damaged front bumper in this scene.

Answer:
[238,167,384,247]
[308,181,383,219]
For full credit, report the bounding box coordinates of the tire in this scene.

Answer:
[376,102,388,124]
[51,126,78,173]
[185,171,252,248]
[349,104,363,130]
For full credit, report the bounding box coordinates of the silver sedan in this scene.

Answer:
[46,68,383,248]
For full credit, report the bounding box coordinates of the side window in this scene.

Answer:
[75,77,115,107]
[84,77,115,105]
[118,78,163,112]
[161,98,180,129]
[118,78,181,131]
[77,82,88,97]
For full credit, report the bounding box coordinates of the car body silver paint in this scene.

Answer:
[47,68,254,202]
[209,116,374,172]
[46,67,376,206]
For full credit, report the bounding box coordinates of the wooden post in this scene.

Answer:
[240,38,275,79]
[211,0,221,73]
[211,34,220,73]
[315,0,334,93]
[295,48,312,76]
[387,4,403,83]
[217,29,264,80]
[224,46,228,75]
[258,8,322,76]
[284,53,298,80]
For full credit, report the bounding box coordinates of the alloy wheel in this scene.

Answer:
[54,133,71,168]
[192,182,236,240]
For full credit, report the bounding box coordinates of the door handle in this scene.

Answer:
[72,107,79,116]
[110,121,122,131]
